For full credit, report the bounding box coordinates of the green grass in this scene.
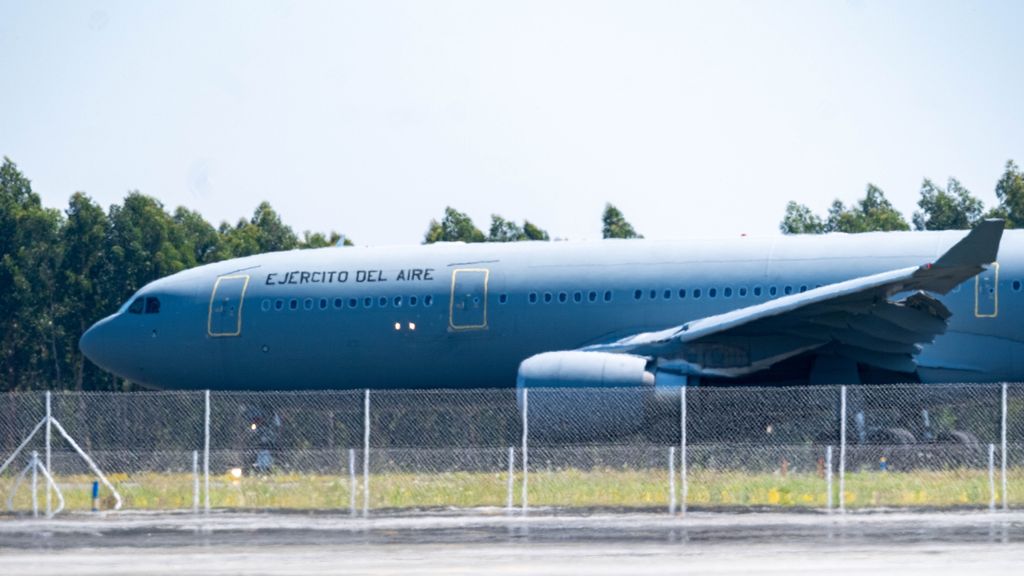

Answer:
[3,467,1023,513]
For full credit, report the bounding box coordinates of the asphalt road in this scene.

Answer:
[1,511,1023,574]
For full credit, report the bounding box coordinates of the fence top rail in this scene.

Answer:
[1,382,1021,399]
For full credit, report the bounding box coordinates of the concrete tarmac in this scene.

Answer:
[1,511,1023,575]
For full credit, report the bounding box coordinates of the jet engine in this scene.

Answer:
[516,351,685,441]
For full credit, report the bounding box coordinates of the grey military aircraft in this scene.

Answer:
[80,220,1012,439]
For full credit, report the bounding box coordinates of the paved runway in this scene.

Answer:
[2,511,1023,574]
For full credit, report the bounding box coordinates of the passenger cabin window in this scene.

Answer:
[128,297,145,314]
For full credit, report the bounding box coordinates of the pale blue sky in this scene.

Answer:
[2,0,1022,245]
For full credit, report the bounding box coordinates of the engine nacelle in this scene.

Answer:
[517,351,683,441]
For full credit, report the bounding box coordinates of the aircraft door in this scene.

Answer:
[975,262,998,318]
[208,275,250,337]
[449,268,489,330]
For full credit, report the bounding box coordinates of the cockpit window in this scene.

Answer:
[145,297,161,314]
[128,298,145,314]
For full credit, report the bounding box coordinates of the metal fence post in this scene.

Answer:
[348,448,356,517]
[204,390,210,514]
[1002,382,1008,511]
[680,386,687,517]
[839,385,847,515]
[668,446,676,515]
[507,446,515,513]
[31,451,39,518]
[826,445,833,513]
[989,443,996,513]
[363,389,370,518]
[192,450,199,515]
[45,391,51,517]
[521,389,529,514]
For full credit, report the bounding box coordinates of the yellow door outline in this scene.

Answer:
[974,262,999,318]
[449,268,489,330]
[208,274,250,337]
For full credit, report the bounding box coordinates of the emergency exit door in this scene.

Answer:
[975,263,998,318]
[208,275,250,336]
[449,268,489,330]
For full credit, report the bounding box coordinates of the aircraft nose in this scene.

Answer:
[79,316,116,372]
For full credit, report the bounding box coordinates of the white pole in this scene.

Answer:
[204,390,210,514]
[45,391,51,517]
[36,459,64,517]
[668,446,676,515]
[506,446,515,513]
[989,443,997,513]
[826,445,833,513]
[839,386,847,515]
[680,386,688,517]
[1002,382,1008,512]
[50,419,122,510]
[348,448,356,517]
[31,451,39,518]
[6,461,34,513]
[363,389,370,518]
[0,418,45,477]
[192,450,199,515]
[521,389,529,514]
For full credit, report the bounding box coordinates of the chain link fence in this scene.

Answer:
[1,384,1021,517]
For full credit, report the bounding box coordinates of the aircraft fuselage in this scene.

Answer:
[79,230,1024,390]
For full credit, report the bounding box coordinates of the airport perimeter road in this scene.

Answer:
[1,512,1023,575]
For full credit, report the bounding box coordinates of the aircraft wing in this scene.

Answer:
[583,220,1004,378]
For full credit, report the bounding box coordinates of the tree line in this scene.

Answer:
[780,160,1024,234]
[0,157,644,391]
